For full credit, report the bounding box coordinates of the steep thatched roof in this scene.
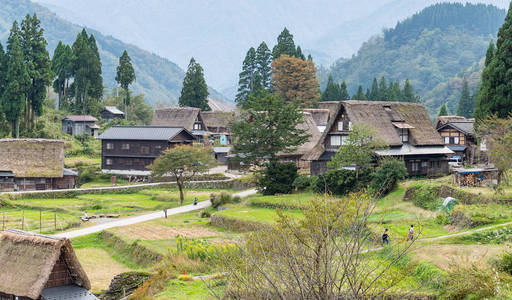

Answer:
[0,139,64,178]
[0,229,91,299]
[303,109,330,126]
[279,112,322,157]
[201,111,236,131]
[306,101,444,160]
[151,107,202,130]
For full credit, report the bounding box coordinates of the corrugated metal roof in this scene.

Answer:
[63,168,78,176]
[63,115,98,122]
[376,144,454,156]
[103,106,124,115]
[98,126,189,141]
[41,285,98,300]
[447,145,467,152]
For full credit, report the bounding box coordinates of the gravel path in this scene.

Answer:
[53,188,258,239]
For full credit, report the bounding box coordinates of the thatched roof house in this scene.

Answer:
[151,107,204,131]
[303,108,330,132]
[0,229,96,300]
[201,111,236,134]
[307,101,453,176]
[0,139,64,178]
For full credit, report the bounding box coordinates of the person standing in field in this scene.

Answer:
[407,224,414,241]
[382,228,389,246]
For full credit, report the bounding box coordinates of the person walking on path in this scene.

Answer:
[382,228,389,246]
[407,224,414,241]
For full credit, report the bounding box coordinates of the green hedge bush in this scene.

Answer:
[257,162,298,195]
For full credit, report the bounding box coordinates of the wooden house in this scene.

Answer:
[0,139,77,191]
[151,107,209,141]
[201,111,236,145]
[0,229,97,300]
[435,116,477,163]
[306,101,453,176]
[303,108,331,132]
[100,106,125,122]
[98,126,196,175]
[62,115,99,137]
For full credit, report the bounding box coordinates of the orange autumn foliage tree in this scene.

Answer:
[271,54,320,108]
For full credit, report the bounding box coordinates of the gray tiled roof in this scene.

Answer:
[98,126,188,141]
[102,106,124,115]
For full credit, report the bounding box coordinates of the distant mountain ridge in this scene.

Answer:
[326,2,506,116]
[0,0,229,107]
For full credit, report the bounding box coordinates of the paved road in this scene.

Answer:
[53,188,258,239]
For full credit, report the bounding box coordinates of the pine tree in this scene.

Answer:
[456,79,474,118]
[475,3,512,118]
[339,81,349,100]
[255,42,272,91]
[235,47,257,106]
[115,50,136,119]
[0,42,6,96]
[307,54,313,61]
[485,40,495,67]
[2,22,29,138]
[387,81,400,101]
[369,78,379,100]
[378,77,388,101]
[296,46,305,60]
[179,57,210,111]
[321,75,339,101]
[438,104,448,117]
[20,14,52,129]
[272,28,296,59]
[51,41,73,109]
[352,85,366,100]
[402,79,418,102]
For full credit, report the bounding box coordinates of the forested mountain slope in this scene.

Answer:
[328,3,505,115]
[0,0,228,106]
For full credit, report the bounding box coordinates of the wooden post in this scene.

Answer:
[164,208,168,219]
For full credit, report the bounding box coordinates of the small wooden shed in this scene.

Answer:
[0,229,97,300]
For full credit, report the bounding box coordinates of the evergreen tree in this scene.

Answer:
[369,78,379,100]
[2,23,29,138]
[402,79,418,102]
[179,57,210,111]
[456,79,474,118]
[378,77,388,101]
[339,81,349,100]
[51,41,73,109]
[69,29,103,115]
[307,54,313,61]
[115,50,136,119]
[20,14,52,129]
[438,104,449,117]
[0,43,6,96]
[255,42,272,91]
[235,47,257,106]
[352,85,366,100]
[485,40,495,67]
[475,3,512,118]
[365,88,371,100]
[388,81,400,101]
[272,28,296,59]
[321,75,339,101]
[296,46,305,60]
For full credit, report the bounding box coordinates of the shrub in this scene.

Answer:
[174,235,236,263]
[370,159,407,196]
[413,261,445,290]
[492,251,512,275]
[312,169,370,195]
[210,192,236,209]
[411,184,442,210]
[200,208,212,218]
[177,274,194,281]
[292,175,312,191]
[257,162,298,195]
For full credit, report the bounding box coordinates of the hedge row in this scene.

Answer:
[100,231,162,268]
[210,214,268,233]
[403,184,483,205]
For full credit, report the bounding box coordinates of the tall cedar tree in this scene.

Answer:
[179,58,210,111]
[378,77,388,101]
[456,79,474,118]
[115,50,136,119]
[70,29,103,115]
[235,48,257,106]
[402,79,419,102]
[2,22,29,138]
[369,78,379,100]
[255,42,272,91]
[271,54,320,108]
[339,81,349,100]
[20,14,52,131]
[272,28,296,59]
[0,43,6,96]
[438,104,448,116]
[51,41,73,109]
[232,92,310,163]
[321,75,340,101]
[352,85,366,100]
[475,3,512,119]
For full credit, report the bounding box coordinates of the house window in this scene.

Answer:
[454,137,460,144]
[122,143,130,150]
[141,146,150,154]
[106,158,113,166]
[125,159,132,166]
[399,128,409,143]
[106,142,114,150]
[444,137,450,144]
[330,135,341,146]
[194,123,202,130]
[338,121,344,131]
[421,161,428,167]
[155,145,162,151]
[411,162,420,172]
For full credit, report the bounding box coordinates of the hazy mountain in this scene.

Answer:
[0,0,229,106]
[34,0,509,100]
[326,3,506,116]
